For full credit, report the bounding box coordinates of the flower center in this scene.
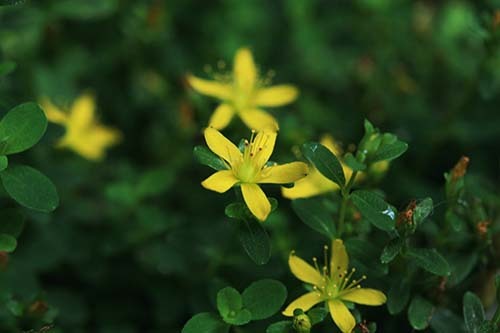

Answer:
[233,130,270,183]
[311,245,367,301]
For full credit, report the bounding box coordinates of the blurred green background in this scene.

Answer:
[0,0,499,332]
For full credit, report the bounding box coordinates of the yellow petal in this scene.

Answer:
[59,125,121,161]
[282,292,323,317]
[240,183,270,221]
[70,93,96,131]
[328,299,356,333]
[320,134,343,156]
[260,162,308,184]
[208,103,234,130]
[253,130,277,168]
[204,127,242,166]
[331,239,349,280]
[233,48,256,94]
[239,108,279,132]
[187,74,232,100]
[255,85,299,107]
[340,288,387,306]
[201,170,238,193]
[40,97,68,125]
[288,252,324,286]
[281,169,339,199]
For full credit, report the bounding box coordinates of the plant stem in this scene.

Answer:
[337,171,358,238]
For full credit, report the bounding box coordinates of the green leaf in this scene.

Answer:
[0,102,47,155]
[430,308,467,333]
[413,198,433,225]
[308,306,328,325]
[0,208,25,238]
[0,234,17,252]
[182,312,229,333]
[448,253,478,287]
[387,277,411,314]
[194,146,228,171]
[0,156,7,171]
[0,165,59,212]
[408,296,434,330]
[235,218,271,265]
[407,248,451,276]
[380,238,404,264]
[372,140,408,163]
[217,287,251,326]
[463,292,485,333]
[351,190,396,231]
[343,153,366,171]
[0,61,16,76]
[266,321,293,333]
[292,198,335,238]
[242,279,287,320]
[302,142,345,188]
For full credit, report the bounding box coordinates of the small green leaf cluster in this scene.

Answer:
[0,84,59,253]
[182,279,287,333]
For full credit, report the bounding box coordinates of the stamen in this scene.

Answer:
[323,245,328,272]
[312,257,320,272]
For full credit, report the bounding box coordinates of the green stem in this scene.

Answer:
[337,171,358,238]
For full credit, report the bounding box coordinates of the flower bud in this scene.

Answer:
[293,313,312,333]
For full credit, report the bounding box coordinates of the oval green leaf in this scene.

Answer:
[194,146,228,171]
[387,277,411,314]
[182,312,229,333]
[266,321,293,333]
[372,140,408,163]
[463,292,484,333]
[302,142,345,188]
[380,237,404,264]
[414,198,433,225]
[235,218,271,265]
[292,198,335,238]
[0,102,47,155]
[0,165,59,212]
[407,248,451,276]
[242,279,287,320]
[408,296,434,330]
[351,190,396,231]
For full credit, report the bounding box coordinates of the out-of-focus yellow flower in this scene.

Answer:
[282,135,389,199]
[201,127,308,221]
[283,239,386,333]
[41,93,121,161]
[187,48,299,131]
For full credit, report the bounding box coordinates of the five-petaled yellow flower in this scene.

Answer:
[283,239,386,333]
[41,93,122,161]
[282,135,389,199]
[187,48,299,131]
[201,127,308,221]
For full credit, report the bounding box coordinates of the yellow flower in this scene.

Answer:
[41,93,121,161]
[283,239,386,333]
[282,135,354,199]
[187,48,299,131]
[201,127,308,221]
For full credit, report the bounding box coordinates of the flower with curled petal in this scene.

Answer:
[283,239,386,333]
[201,127,307,221]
